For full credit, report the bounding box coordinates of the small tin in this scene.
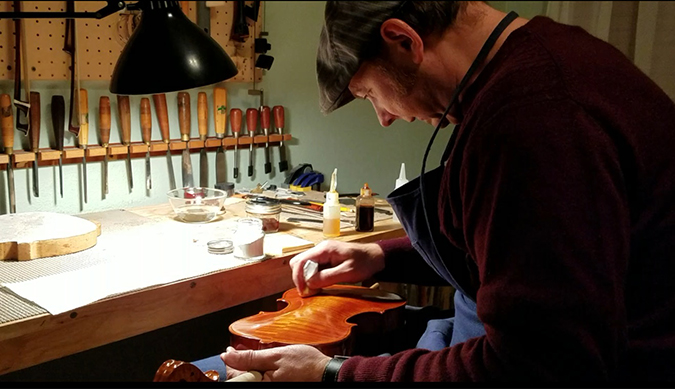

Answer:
[207,239,234,255]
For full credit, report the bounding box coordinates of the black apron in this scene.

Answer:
[386,11,519,346]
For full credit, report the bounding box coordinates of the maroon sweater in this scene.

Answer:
[338,16,675,382]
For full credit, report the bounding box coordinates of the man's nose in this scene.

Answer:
[375,108,395,127]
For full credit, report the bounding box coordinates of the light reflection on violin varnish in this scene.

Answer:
[228,285,406,356]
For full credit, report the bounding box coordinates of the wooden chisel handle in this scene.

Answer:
[79,89,89,147]
[260,106,270,131]
[99,96,111,147]
[117,95,131,146]
[140,98,152,145]
[51,95,65,152]
[273,105,284,130]
[213,87,227,139]
[152,94,171,143]
[1,94,13,153]
[230,108,242,135]
[198,92,208,141]
[246,108,257,136]
[177,92,191,142]
[29,92,40,152]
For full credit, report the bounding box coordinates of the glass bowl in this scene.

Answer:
[167,187,227,223]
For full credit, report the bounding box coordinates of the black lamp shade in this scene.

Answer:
[110,1,238,95]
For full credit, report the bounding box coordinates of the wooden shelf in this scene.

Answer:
[2,134,292,169]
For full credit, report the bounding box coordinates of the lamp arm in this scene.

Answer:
[0,0,126,19]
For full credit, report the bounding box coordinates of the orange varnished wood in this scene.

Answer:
[154,359,219,382]
[229,285,406,356]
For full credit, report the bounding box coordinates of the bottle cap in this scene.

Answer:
[395,163,408,189]
[360,183,372,197]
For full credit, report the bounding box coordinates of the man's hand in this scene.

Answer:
[221,344,332,382]
[289,240,386,295]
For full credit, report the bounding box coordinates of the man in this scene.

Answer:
[213,0,675,382]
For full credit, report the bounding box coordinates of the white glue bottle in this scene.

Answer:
[323,168,341,238]
[392,163,408,223]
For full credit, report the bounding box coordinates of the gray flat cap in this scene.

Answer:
[317,1,406,114]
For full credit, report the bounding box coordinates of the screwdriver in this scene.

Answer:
[140,97,152,191]
[99,96,111,197]
[230,108,242,179]
[29,92,40,198]
[51,95,66,198]
[78,88,89,203]
[0,94,16,212]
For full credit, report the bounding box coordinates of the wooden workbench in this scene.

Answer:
[0,199,404,376]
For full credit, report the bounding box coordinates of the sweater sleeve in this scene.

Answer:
[338,99,629,381]
[373,237,450,286]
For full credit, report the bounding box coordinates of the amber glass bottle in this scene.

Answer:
[355,183,375,232]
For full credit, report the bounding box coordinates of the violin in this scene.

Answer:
[229,284,406,356]
[153,284,405,382]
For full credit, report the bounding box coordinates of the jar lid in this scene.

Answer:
[245,196,281,214]
[207,239,234,255]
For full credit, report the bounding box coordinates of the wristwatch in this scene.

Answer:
[322,355,349,382]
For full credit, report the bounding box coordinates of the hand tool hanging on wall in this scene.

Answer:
[246,108,258,177]
[153,94,176,190]
[51,96,66,198]
[213,87,228,188]
[1,94,16,213]
[29,92,40,198]
[12,1,30,137]
[196,0,210,35]
[230,108,242,179]
[260,106,272,174]
[140,98,152,191]
[177,92,194,188]
[78,89,89,203]
[273,106,288,172]
[99,96,111,197]
[231,1,249,42]
[198,92,209,188]
[117,95,133,193]
[64,0,81,137]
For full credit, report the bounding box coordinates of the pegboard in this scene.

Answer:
[0,1,263,82]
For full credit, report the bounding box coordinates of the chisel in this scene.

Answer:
[140,97,152,191]
[246,108,257,177]
[51,96,66,198]
[177,92,194,188]
[213,87,227,188]
[198,92,208,188]
[117,95,133,192]
[230,108,242,179]
[260,105,271,174]
[273,105,289,172]
[152,94,176,190]
[78,88,88,203]
[29,92,40,197]
[99,96,111,197]
[0,94,16,213]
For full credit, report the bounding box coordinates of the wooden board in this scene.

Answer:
[0,212,101,261]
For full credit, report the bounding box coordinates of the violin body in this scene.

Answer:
[154,359,219,382]
[229,285,406,356]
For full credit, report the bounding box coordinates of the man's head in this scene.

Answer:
[317,1,471,127]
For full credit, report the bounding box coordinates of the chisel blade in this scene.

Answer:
[200,148,208,188]
[7,162,15,213]
[58,158,63,198]
[126,151,133,192]
[216,146,226,185]
[103,153,109,196]
[167,149,176,190]
[32,160,39,197]
[82,155,88,203]
[146,150,152,190]
[182,148,194,188]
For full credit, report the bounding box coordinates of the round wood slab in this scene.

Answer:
[0,212,101,261]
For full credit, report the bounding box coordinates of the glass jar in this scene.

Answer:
[233,217,265,260]
[245,197,282,233]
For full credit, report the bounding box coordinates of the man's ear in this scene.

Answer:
[380,19,424,64]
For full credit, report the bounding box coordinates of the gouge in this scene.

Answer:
[117,95,133,192]
[273,105,288,172]
[99,96,111,197]
[140,97,152,191]
[198,92,208,188]
[214,87,227,187]
[78,88,89,203]
[0,94,16,212]
[246,108,257,177]
[153,94,176,190]
[177,92,194,188]
[260,106,271,174]
[51,95,66,198]
[230,108,242,179]
[29,92,40,197]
